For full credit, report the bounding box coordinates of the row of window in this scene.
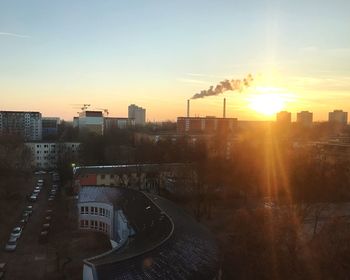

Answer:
[80,219,110,233]
[80,206,111,218]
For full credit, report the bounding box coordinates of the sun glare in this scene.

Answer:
[248,92,286,116]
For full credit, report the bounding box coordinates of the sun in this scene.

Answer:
[248,93,286,116]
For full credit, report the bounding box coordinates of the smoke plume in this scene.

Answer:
[191,74,253,99]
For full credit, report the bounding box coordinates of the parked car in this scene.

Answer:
[10,227,22,239]
[28,195,37,202]
[42,223,50,229]
[18,220,27,229]
[0,262,6,279]
[4,237,17,252]
[38,230,49,244]
[20,212,29,223]
[25,205,33,213]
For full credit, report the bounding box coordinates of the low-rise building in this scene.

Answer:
[26,142,80,169]
[104,117,135,130]
[177,116,237,134]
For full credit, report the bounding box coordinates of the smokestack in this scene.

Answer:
[223,98,226,118]
[187,99,190,118]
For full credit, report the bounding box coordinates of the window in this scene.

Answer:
[90,220,98,230]
[101,174,105,179]
[80,220,89,228]
[90,206,98,215]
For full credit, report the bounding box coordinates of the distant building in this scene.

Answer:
[78,111,104,135]
[276,111,292,124]
[177,116,237,134]
[128,104,146,126]
[0,111,42,141]
[73,117,79,128]
[42,117,60,139]
[104,117,135,131]
[297,111,313,127]
[26,142,80,170]
[329,110,348,125]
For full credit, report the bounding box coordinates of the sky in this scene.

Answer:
[0,0,349,121]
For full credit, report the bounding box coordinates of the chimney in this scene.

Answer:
[223,98,226,118]
[187,99,190,118]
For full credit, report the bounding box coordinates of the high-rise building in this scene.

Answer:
[329,110,348,125]
[276,111,292,124]
[297,111,313,127]
[78,111,104,135]
[42,117,60,139]
[128,104,146,126]
[0,111,42,141]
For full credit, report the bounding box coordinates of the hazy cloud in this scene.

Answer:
[0,32,30,38]
[176,78,208,84]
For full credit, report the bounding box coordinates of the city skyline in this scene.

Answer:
[1,0,350,121]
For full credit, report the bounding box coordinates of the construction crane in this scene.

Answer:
[96,108,109,117]
[71,104,91,116]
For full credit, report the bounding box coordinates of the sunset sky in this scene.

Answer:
[1,0,349,121]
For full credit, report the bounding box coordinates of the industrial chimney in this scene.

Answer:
[187,99,190,118]
[223,98,226,118]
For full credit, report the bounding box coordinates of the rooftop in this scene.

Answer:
[82,187,220,280]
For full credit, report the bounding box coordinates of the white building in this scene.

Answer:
[128,104,146,126]
[0,111,42,141]
[78,111,104,135]
[329,110,348,125]
[26,142,80,170]
[78,187,131,249]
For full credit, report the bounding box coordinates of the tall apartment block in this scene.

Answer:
[276,111,292,124]
[128,104,146,126]
[297,111,313,127]
[0,111,42,141]
[329,110,348,125]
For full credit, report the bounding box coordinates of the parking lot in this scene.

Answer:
[0,172,60,279]
[0,172,110,280]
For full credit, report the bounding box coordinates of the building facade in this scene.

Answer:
[77,111,104,135]
[276,111,292,124]
[329,110,348,125]
[177,117,237,134]
[128,104,146,126]
[0,111,42,141]
[297,111,313,127]
[42,117,60,139]
[104,117,135,131]
[26,142,80,169]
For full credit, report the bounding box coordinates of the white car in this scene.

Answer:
[10,227,22,239]
[5,237,17,252]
